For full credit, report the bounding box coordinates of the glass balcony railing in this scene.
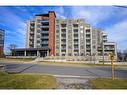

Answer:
[40,26,49,28]
[41,36,49,39]
[41,31,49,34]
[41,20,49,23]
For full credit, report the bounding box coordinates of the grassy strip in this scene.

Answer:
[0,58,35,62]
[90,78,127,89]
[0,72,57,89]
[39,61,127,67]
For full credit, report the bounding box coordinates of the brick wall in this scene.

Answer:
[48,12,56,56]
[0,46,3,57]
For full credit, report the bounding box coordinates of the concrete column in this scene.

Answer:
[47,50,49,56]
[37,50,40,57]
[24,50,26,56]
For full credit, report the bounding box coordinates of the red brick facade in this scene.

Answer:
[48,11,56,56]
[40,11,56,56]
[0,46,3,57]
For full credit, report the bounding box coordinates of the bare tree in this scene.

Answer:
[7,44,17,55]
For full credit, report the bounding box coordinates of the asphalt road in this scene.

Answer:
[1,62,127,79]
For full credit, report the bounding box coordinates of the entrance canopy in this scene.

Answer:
[11,48,50,57]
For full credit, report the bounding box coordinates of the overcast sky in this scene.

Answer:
[0,6,127,53]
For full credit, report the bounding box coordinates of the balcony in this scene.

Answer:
[74,37,78,39]
[61,41,66,44]
[86,37,91,39]
[61,24,66,28]
[86,32,90,35]
[30,32,34,35]
[30,37,34,39]
[86,43,91,45]
[61,29,66,32]
[40,26,49,28]
[105,48,115,51]
[30,26,34,29]
[41,36,49,39]
[61,47,66,50]
[73,29,78,32]
[74,48,79,50]
[41,31,49,34]
[61,36,66,39]
[86,48,91,50]
[41,41,48,44]
[40,20,49,23]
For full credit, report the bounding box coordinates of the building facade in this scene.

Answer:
[0,29,5,57]
[12,11,56,57]
[55,18,117,61]
[11,11,117,61]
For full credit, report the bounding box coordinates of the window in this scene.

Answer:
[56,46,59,49]
[73,24,78,27]
[56,30,59,33]
[56,53,59,56]
[74,29,78,32]
[56,35,59,38]
[37,25,40,28]
[93,46,96,49]
[74,34,78,37]
[68,53,72,56]
[61,34,66,37]
[86,34,90,38]
[62,54,65,56]
[61,29,66,32]
[37,29,40,33]
[56,25,59,28]
[37,35,40,38]
[81,46,84,49]
[56,19,59,23]
[86,29,90,32]
[81,53,84,56]
[61,24,66,27]
[37,40,40,43]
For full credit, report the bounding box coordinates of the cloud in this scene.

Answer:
[105,19,127,50]
[70,6,114,26]
[55,6,66,19]
[0,7,26,34]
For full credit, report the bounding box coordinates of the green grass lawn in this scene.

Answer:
[0,72,57,89]
[90,78,127,89]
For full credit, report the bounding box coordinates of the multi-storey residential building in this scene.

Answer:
[0,29,5,57]
[55,18,117,61]
[12,11,56,57]
[11,11,117,61]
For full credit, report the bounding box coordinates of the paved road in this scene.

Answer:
[1,62,127,79]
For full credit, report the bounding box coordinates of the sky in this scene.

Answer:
[0,6,127,53]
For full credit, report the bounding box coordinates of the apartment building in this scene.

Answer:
[12,11,56,57]
[11,11,117,61]
[55,18,117,61]
[0,29,5,57]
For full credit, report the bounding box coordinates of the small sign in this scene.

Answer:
[109,52,115,80]
[109,52,114,61]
